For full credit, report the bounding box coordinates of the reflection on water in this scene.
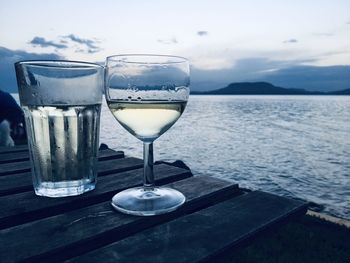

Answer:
[101,95,350,219]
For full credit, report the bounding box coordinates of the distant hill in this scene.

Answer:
[328,88,350,95]
[191,82,350,95]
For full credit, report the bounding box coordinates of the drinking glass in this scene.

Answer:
[15,60,103,197]
[105,54,190,216]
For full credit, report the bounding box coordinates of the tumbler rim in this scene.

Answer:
[15,60,103,69]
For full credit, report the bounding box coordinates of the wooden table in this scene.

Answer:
[0,145,307,263]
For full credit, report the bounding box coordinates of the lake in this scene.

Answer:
[100,95,350,219]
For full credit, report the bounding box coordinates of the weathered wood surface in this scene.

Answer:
[0,176,239,263]
[0,145,308,263]
[0,144,28,154]
[67,191,307,263]
[0,164,192,230]
[0,150,29,164]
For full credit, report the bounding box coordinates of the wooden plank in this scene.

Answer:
[67,191,307,263]
[0,144,28,154]
[0,176,239,263]
[0,172,32,196]
[0,160,30,175]
[0,149,125,175]
[0,151,29,164]
[95,157,143,176]
[0,164,192,230]
[0,157,143,196]
[0,148,124,164]
[97,149,124,161]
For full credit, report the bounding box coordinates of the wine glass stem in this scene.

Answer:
[143,142,154,189]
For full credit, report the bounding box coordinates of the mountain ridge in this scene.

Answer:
[191,82,350,95]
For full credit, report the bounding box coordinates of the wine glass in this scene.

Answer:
[105,54,190,216]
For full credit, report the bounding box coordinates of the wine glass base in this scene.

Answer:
[111,187,186,216]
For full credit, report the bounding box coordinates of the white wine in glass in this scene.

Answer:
[105,55,190,216]
[107,100,186,142]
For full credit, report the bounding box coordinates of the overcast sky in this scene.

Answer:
[1,0,350,91]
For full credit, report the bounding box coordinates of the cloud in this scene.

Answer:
[191,57,301,90]
[75,48,85,53]
[283,38,298,44]
[190,57,350,92]
[346,21,350,24]
[197,31,208,36]
[64,34,99,49]
[157,38,178,44]
[30,37,67,49]
[87,49,100,54]
[260,65,350,92]
[0,46,63,93]
[63,34,102,53]
[28,34,103,54]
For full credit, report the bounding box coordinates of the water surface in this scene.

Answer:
[101,95,350,219]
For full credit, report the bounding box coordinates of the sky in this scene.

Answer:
[1,0,350,92]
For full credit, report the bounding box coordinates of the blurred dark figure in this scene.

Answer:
[0,90,26,146]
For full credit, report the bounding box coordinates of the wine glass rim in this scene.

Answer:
[15,60,103,69]
[106,54,188,65]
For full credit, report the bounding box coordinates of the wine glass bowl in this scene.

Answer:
[105,54,190,216]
